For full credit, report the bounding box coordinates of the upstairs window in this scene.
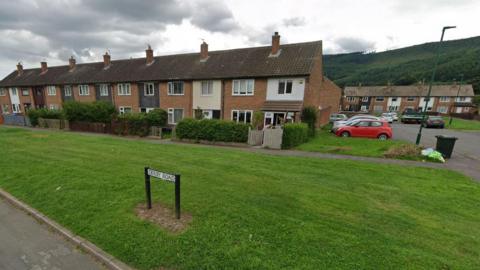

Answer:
[22,89,30,96]
[391,97,398,102]
[99,84,109,96]
[11,88,18,96]
[201,81,213,96]
[0,88,6,96]
[278,80,293,95]
[64,85,72,97]
[375,96,384,102]
[346,97,356,102]
[362,97,369,102]
[118,83,131,96]
[79,85,89,96]
[407,96,416,101]
[439,96,450,102]
[233,79,254,96]
[47,86,56,96]
[144,83,155,96]
[168,81,184,95]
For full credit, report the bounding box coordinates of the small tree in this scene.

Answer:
[194,107,204,120]
[145,109,167,127]
[301,106,317,137]
[252,111,264,130]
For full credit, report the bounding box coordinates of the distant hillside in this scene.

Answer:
[324,36,480,94]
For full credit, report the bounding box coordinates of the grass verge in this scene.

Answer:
[0,127,479,269]
[444,117,480,131]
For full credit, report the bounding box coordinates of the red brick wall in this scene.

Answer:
[223,79,267,120]
[112,83,139,112]
[44,86,63,109]
[159,81,193,117]
[0,88,11,114]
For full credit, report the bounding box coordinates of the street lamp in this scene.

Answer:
[449,74,464,126]
[416,26,456,145]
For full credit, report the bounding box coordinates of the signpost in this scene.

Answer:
[144,167,181,219]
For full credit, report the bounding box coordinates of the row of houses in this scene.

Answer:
[0,32,342,126]
[341,84,476,114]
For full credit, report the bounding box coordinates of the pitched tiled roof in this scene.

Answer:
[0,41,322,87]
[344,84,475,97]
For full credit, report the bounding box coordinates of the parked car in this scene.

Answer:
[422,116,445,128]
[381,113,394,123]
[332,115,380,131]
[390,112,399,121]
[335,120,392,140]
[329,113,348,123]
[401,109,423,123]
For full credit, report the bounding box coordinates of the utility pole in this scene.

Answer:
[449,74,464,126]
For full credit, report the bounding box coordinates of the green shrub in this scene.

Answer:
[252,111,264,130]
[145,109,167,127]
[176,118,249,143]
[301,106,318,137]
[115,113,150,137]
[282,123,309,149]
[63,101,116,123]
[27,108,64,126]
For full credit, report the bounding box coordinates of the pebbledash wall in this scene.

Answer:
[0,33,342,126]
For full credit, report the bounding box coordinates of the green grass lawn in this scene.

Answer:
[296,130,415,158]
[1,127,479,269]
[444,117,480,131]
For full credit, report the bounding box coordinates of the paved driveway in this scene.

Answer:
[392,122,480,180]
[0,199,104,270]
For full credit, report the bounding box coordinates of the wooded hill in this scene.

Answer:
[324,36,480,95]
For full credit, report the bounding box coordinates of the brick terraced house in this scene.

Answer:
[0,32,341,126]
[342,84,475,114]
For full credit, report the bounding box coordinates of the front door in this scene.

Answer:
[273,113,285,126]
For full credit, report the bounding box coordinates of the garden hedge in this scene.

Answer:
[27,108,64,127]
[176,118,249,143]
[282,123,309,149]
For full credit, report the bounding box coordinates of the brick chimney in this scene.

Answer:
[103,51,111,68]
[271,32,281,56]
[41,61,48,73]
[16,62,23,76]
[145,45,154,65]
[69,56,76,71]
[200,41,208,61]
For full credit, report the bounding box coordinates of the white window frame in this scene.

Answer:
[99,84,109,97]
[1,104,9,114]
[231,109,253,124]
[168,108,184,124]
[346,97,356,102]
[232,79,254,96]
[140,108,155,113]
[0,88,6,96]
[201,81,214,96]
[375,96,384,102]
[119,106,132,115]
[64,85,72,97]
[362,97,369,102]
[144,83,155,96]
[439,96,450,102]
[49,104,58,110]
[456,97,467,102]
[12,103,21,113]
[437,106,448,113]
[168,81,184,96]
[118,83,131,96]
[47,86,56,96]
[277,80,293,95]
[407,96,416,102]
[21,89,29,96]
[79,85,90,96]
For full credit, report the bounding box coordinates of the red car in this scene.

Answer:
[335,120,392,140]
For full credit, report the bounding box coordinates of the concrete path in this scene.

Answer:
[0,198,104,270]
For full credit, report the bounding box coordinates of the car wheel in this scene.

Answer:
[378,134,388,140]
[341,131,350,138]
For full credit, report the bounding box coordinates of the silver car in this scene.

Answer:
[332,115,380,132]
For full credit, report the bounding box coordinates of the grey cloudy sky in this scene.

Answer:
[0,0,478,78]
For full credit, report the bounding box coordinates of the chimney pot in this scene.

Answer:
[103,52,111,68]
[146,45,154,65]
[200,41,209,60]
[16,62,23,76]
[271,32,281,56]
[41,61,48,73]
[69,56,76,71]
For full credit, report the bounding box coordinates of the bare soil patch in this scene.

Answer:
[135,203,192,233]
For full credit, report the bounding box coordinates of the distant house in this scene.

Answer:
[0,32,342,126]
[342,84,475,114]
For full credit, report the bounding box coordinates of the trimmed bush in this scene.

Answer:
[115,113,150,137]
[145,109,167,127]
[27,108,64,126]
[176,118,249,143]
[301,106,318,137]
[63,101,116,123]
[282,123,309,149]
